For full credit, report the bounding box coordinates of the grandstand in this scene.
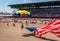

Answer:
[8,1,60,19]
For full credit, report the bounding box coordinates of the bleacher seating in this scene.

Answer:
[30,7,60,17]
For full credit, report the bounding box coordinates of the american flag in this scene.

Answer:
[34,20,60,38]
[51,29,60,38]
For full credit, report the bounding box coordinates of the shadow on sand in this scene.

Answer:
[22,33,58,41]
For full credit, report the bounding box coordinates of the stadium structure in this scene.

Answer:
[1,1,60,20]
[8,1,60,19]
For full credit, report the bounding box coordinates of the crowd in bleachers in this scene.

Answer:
[30,8,60,17]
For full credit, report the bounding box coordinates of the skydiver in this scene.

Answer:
[7,23,9,26]
[25,21,28,26]
[13,23,15,27]
[21,23,24,29]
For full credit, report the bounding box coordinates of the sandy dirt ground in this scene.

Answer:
[0,21,60,41]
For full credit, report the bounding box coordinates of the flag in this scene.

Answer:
[34,20,60,38]
[26,27,37,32]
[41,20,60,30]
[34,28,51,37]
[51,29,60,38]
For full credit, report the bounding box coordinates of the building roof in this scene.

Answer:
[8,1,60,8]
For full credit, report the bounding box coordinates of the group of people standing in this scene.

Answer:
[6,21,28,30]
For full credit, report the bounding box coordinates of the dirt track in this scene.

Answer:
[0,22,60,41]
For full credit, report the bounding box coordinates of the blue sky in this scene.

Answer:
[0,0,58,13]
